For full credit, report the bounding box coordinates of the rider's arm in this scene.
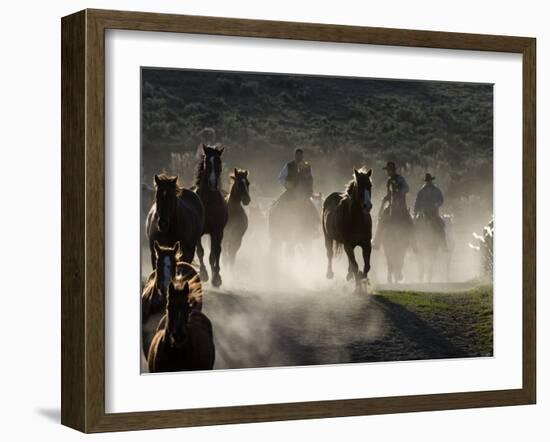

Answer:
[278,164,288,187]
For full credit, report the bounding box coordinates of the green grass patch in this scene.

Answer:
[377,285,493,357]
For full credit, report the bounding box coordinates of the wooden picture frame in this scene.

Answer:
[61,9,536,433]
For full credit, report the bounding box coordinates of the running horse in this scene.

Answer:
[323,168,373,292]
[147,279,215,373]
[269,162,319,256]
[223,168,251,268]
[141,240,183,356]
[379,179,414,283]
[194,144,228,287]
[146,174,204,268]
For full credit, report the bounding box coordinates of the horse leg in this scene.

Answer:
[344,244,359,289]
[325,237,334,279]
[197,237,209,282]
[427,251,435,283]
[223,237,233,270]
[361,242,371,281]
[395,249,404,283]
[210,231,223,288]
[385,249,393,284]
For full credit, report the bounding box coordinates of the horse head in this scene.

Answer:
[153,240,181,293]
[230,168,251,206]
[166,281,192,349]
[352,168,373,216]
[201,144,224,191]
[154,174,179,232]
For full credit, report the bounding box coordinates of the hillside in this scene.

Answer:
[141,68,493,212]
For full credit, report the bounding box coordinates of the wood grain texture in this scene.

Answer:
[60,8,537,433]
[522,38,536,404]
[61,10,86,431]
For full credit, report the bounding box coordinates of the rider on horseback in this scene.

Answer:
[414,173,447,250]
[271,148,319,250]
[278,148,313,196]
[372,161,412,250]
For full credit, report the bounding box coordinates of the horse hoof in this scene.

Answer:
[200,269,209,282]
[212,273,222,287]
[326,270,334,279]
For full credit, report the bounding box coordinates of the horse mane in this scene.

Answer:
[154,173,183,197]
[344,179,356,196]
[194,154,206,187]
[142,271,157,296]
[173,262,203,306]
[187,274,203,306]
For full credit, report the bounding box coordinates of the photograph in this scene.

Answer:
[140,67,494,373]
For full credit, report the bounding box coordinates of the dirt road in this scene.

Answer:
[200,284,493,370]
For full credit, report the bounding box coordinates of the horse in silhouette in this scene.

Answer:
[223,168,251,268]
[146,174,204,268]
[323,168,373,292]
[415,210,450,282]
[379,179,414,283]
[269,163,320,257]
[194,145,228,287]
[141,240,184,356]
[147,279,215,373]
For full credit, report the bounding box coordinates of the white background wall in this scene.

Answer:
[0,0,546,440]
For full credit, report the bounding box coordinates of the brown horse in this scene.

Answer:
[322,168,373,292]
[194,145,228,287]
[147,279,215,373]
[146,174,204,268]
[141,241,183,356]
[223,168,251,268]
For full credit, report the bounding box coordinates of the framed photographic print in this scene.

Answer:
[61,9,536,433]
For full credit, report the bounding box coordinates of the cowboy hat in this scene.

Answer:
[424,173,436,182]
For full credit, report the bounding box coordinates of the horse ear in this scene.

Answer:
[154,174,161,187]
[219,146,225,155]
[366,168,373,177]
[153,240,161,256]
[173,241,181,255]
[202,143,207,153]
[244,170,249,177]
[170,176,178,184]
[353,168,359,178]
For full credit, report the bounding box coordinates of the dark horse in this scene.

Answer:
[223,168,251,268]
[142,240,182,324]
[415,210,448,282]
[147,279,215,373]
[146,174,204,268]
[379,180,414,283]
[269,163,319,256]
[141,241,201,356]
[194,144,229,287]
[323,168,373,292]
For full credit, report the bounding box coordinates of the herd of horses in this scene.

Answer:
[141,144,447,372]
